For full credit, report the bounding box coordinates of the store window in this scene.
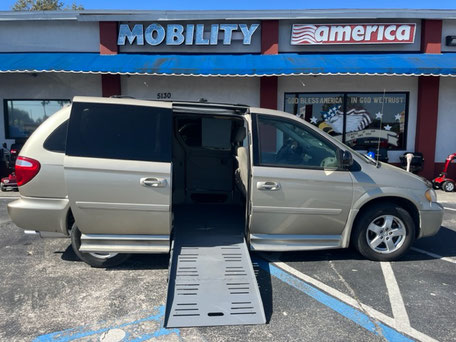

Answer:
[4,100,71,139]
[284,93,408,151]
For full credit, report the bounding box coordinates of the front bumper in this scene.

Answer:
[419,202,444,238]
[7,196,70,235]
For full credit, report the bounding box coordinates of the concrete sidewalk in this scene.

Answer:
[437,191,456,204]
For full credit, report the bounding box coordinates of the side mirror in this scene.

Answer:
[341,150,353,169]
[2,143,6,149]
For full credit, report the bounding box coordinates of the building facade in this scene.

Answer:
[1,10,456,179]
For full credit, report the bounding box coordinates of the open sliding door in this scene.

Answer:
[64,98,173,253]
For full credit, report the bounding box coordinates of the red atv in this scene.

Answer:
[1,172,18,192]
[432,153,456,192]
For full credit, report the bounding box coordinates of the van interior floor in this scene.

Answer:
[164,204,266,328]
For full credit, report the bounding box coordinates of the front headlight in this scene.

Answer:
[425,189,437,202]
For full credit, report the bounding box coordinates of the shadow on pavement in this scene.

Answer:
[274,248,364,263]
[252,256,273,323]
[410,226,456,259]
[113,254,169,270]
[57,245,169,270]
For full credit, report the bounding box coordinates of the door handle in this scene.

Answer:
[140,177,167,188]
[257,181,281,191]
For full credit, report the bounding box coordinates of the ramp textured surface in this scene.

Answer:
[165,205,266,328]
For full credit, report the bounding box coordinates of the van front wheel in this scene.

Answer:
[353,204,415,261]
[70,223,131,268]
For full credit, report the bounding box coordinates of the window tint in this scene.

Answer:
[43,120,68,153]
[66,102,171,162]
[256,116,339,169]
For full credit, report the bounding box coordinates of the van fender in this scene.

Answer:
[340,186,422,248]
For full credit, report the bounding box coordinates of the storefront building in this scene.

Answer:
[1,9,456,179]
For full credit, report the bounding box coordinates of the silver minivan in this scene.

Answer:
[8,96,443,267]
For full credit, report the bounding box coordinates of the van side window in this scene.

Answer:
[255,115,340,169]
[43,120,68,153]
[66,103,171,162]
[176,117,232,150]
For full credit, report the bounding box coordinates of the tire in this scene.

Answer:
[442,181,455,192]
[70,223,130,268]
[0,184,5,192]
[352,204,415,261]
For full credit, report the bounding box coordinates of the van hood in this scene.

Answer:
[356,159,431,190]
[383,162,430,184]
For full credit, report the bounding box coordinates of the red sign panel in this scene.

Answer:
[291,23,416,45]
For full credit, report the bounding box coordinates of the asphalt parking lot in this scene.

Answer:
[0,192,455,342]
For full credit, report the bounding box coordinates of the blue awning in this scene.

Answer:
[1,52,456,77]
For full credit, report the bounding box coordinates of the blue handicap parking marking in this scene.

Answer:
[34,305,180,342]
[253,257,413,342]
[35,258,413,341]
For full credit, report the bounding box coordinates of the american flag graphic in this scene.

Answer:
[291,25,320,45]
[346,108,373,132]
[322,105,372,133]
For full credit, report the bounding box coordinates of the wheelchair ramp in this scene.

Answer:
[164,205,266,328]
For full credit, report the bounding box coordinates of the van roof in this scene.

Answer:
[72,96,297,119]
[73,96,250,115]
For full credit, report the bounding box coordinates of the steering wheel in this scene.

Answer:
[276,139,304,164]
[320,156,337,168]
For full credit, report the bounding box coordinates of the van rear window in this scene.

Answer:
[66,102,171,162]
[43,120,68,153]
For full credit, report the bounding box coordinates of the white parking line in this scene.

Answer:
[268,259,438,342]
[444,207,456,212]
[380,262,410,329]
[411,247,456,264]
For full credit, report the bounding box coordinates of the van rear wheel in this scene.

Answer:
[353,204,415,261]
[70,223,130,268]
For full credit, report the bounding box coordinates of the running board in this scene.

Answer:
[164,231,266,328]
[79,234,170,254]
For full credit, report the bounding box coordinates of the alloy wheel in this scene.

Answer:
[365,215,406,254]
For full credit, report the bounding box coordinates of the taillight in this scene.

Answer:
[15,156,41,186]
[10,149,17,154]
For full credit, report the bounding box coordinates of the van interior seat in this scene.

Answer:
[172,115,248,204]
[235,146,248,195]
[233,126,248,195]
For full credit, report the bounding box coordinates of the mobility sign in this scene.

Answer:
[118,23,259,46]
[291,23,416,45]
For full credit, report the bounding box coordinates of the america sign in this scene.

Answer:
[291,23,416,45]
